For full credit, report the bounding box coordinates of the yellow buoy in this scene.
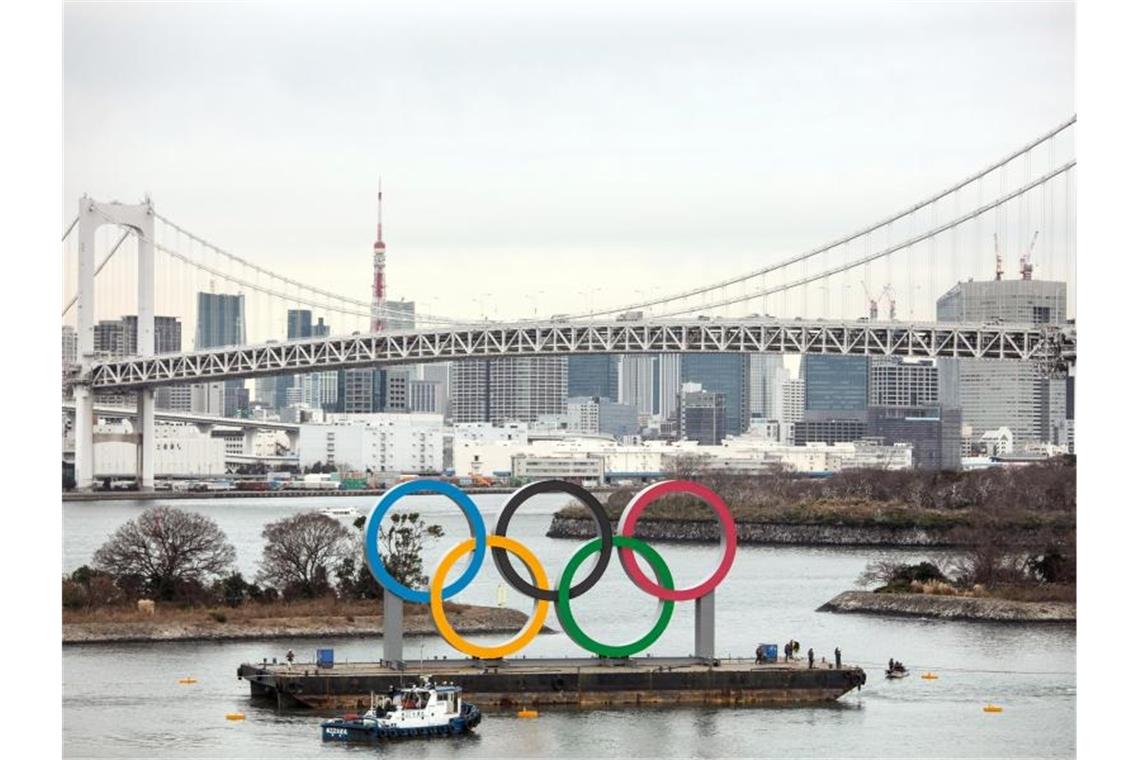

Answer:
[921,673,938,680]
[983,704,1003,713]
[225,712,246,721]
[178,677,198,684]
[517,709,539,718]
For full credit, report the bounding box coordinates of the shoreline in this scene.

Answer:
[64,605,538,645]
[63,486,617,503]
[816,590,1075,623]
[548,514,959,547]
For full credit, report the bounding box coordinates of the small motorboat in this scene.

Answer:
[320,506,361,519]
[886,665,910,679]
[321,677,481,741]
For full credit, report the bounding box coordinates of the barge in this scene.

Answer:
[238,656,866,711]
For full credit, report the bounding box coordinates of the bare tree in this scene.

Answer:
[93,506,236,601]
[258,512,352,598]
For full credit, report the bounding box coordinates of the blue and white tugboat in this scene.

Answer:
[320,676,482,741]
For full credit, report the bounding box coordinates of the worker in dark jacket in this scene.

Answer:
[808,648,815,669]
[835,647,842,668]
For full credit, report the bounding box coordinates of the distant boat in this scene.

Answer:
[320,507,361,519]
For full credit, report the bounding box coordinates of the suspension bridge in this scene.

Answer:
[62,116,1078,490]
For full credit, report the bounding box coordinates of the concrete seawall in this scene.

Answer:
[548,515,956,547]
[817,590,1075,623]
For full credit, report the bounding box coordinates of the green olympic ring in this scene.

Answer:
[556,536,675,658]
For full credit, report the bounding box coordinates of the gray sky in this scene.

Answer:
[64,0,1074,325]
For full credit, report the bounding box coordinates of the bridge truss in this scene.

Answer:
[84,318,1075,391]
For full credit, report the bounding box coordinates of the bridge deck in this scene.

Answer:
[82,318,1074,390]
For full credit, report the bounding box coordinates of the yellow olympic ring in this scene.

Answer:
[429,535,550,659]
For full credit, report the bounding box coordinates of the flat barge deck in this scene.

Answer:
[238,656,866,711]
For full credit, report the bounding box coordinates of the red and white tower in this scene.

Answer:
[371,176,387,332]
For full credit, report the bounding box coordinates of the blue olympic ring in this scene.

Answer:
[363,480,487,604]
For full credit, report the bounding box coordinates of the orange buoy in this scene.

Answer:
[178,677,198,684]
[921,673,938,680]
[517,709,539,718]
[225,712,246,721]
[983,704,1003,713]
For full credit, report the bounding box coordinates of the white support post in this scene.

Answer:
[74,198,97,490]
[383,589,404,664]
[694,591,715,660]
[74,385,94,490]
[135,200,156,490]
[138,389,155,489]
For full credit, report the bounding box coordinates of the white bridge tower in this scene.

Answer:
[72,196,157,491]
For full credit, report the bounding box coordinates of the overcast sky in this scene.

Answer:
[64,1,1074,325]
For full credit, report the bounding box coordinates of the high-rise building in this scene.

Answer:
[749,355,785,418]
[568,355,620,401]
[62,325,78,366]
[276,309,315,410]
[798,355,868,444]
[122,315,182,355]
[408,379,445,414]
[803,355,868,417]
[657,354,682,422]
[865,356,959,469]
[340,368,386,414]
[868,406,962,470]
[681,354,750,436]
[868,357,939,408]
[449,357,567,424]
[195,292,245,349]
[781,377,805,444]
[193,292,247,416]
[619,355,658,417]
[678,383,727,445]
[385,300,415,330]
[937,278,1068,450]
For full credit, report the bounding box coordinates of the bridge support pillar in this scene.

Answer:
[137,388,155,490]
[694,591,715,660]
[243,428,257,457]
[383,589,404,664]
[74,385,94,491]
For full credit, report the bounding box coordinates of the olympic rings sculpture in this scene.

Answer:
[363,478,737,659]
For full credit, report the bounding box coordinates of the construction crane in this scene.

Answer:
[861,281,879,320]
[880,284,897,320]
[1020,230,1039,281]
[993,233,1004,281]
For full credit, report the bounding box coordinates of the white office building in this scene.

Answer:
[299,413,445,473]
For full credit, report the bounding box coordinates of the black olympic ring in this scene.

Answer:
[492,480,614,602]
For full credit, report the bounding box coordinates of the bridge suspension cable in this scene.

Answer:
[151,213,471,326]
[651,160,1076,317]
[564,114,1076,320]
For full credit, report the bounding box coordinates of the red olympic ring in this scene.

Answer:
[616,480,737,602]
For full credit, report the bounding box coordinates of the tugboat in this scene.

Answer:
[320,677,482,741]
